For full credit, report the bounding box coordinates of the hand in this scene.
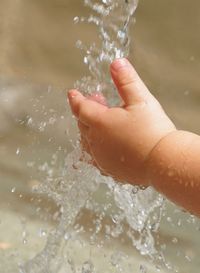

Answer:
[68,58,176,186]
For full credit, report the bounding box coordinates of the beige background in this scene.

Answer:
[0,0,200,132]
[0,1,200,272]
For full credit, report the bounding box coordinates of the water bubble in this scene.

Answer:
[16,148,20,155]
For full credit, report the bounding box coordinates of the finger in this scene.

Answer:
[110,58,153,106]
[68,89,86,117]
[68,89,108,126]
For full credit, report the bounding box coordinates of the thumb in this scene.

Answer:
[110,58,152,106]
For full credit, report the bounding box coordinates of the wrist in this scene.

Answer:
[144,129,179,187]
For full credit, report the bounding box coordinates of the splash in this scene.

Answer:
[21,1,166,272]
[74,0,138,104]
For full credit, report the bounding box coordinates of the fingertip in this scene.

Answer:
[110,58,151,105]
[110,58,132,72]
[68,90,85,107]
[67,90,86,118]
[68,89,80,100]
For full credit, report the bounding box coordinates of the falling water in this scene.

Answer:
[21,1,166,272]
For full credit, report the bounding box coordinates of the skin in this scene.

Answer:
[68,58,200,217]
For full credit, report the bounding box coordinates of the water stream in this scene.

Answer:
[20,1,171,272]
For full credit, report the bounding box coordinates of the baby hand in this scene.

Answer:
[68,58,176,186]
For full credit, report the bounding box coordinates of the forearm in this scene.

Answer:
[146,130,200,216]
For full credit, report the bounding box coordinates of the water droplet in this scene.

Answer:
[185,255,192,262]
[39,229,47,237]
[23,239,27,245]
[64,233,71,241]
[76,40,83,49]
[11,187,16,193]
[27,117,33,126]
[177,219,182,226]
[16,148,20,155]
[117,30,126,41]
[22,230,27,244]
[139,264,147,273]
[172,237,178,244]
[132,186,139,194]
[23,1,163,271]
[167,217,172,222]
[73,16,79,24]
[84,56,88,64]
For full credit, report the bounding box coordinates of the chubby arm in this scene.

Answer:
[147,130,200,216]
[68,58,200,217]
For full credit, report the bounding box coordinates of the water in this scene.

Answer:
[0,0,193,272]
[74,0,138,103]
[19,1,169,272]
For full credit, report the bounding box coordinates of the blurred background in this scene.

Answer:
[1,0,200,131]
[0,0,200,272]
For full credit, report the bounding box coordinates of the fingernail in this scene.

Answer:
[111,58,131,71]
[68,90,78,99]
